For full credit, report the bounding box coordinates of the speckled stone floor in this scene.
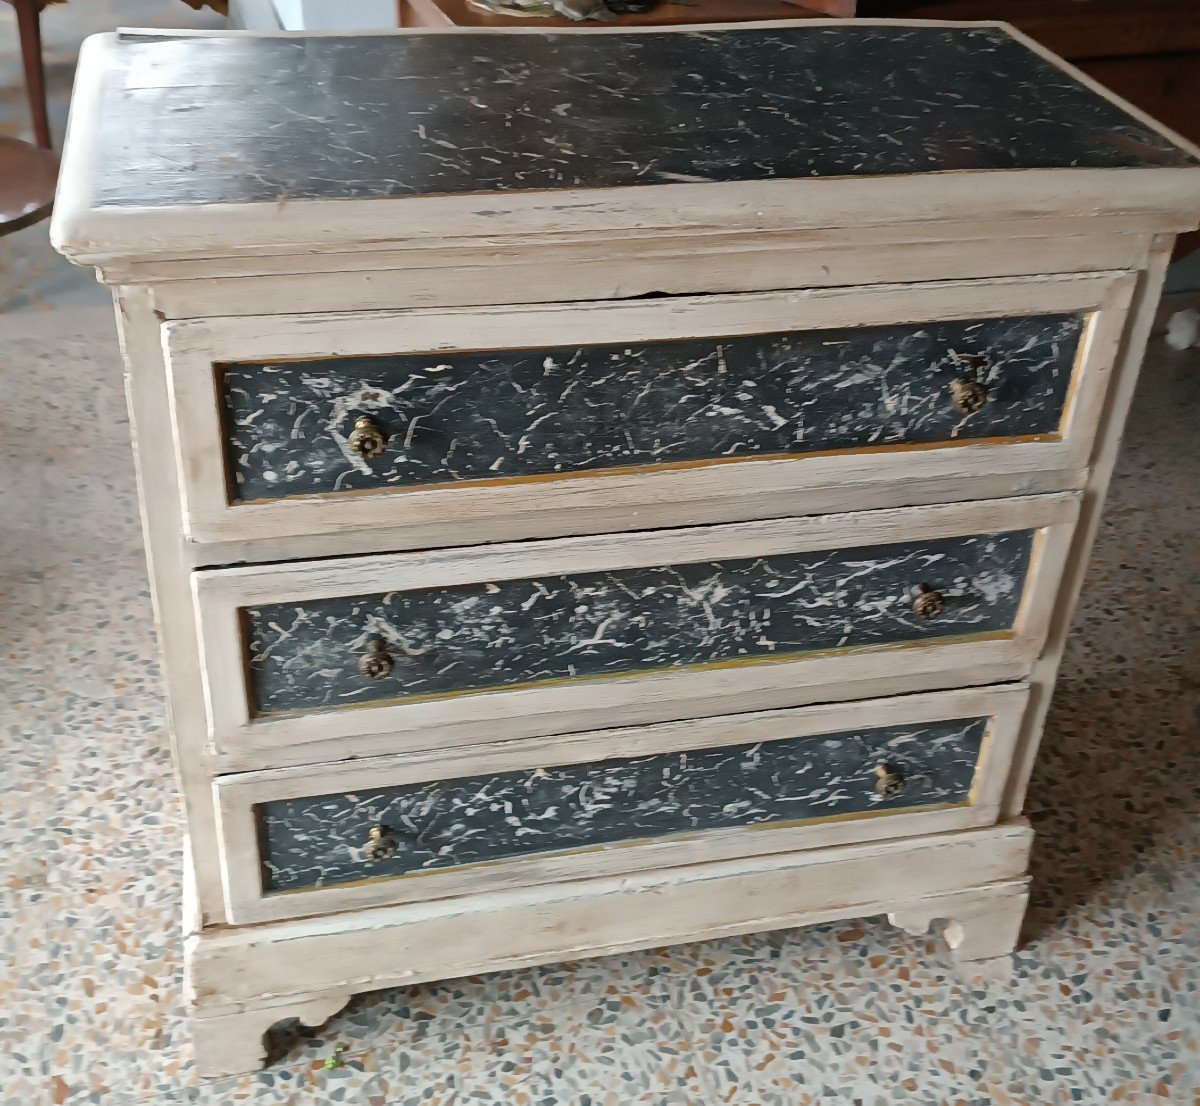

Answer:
[2,5,1200,1104]
[0,301,1196,1105]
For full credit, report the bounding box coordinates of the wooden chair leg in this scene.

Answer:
[13,0,52,150]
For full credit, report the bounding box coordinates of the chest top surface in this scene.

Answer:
[90,23,1195,208]
[52,20,1200,267]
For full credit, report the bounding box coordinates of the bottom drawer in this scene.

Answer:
[214,684,1029,924]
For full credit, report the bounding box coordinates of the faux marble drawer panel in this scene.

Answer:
[258,716,988,893]
[222,313,1083,504]
[243,530,1033,718]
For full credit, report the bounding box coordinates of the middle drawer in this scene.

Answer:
[194,494,1077,770]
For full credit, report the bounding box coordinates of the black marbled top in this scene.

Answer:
[91,25,1196,209]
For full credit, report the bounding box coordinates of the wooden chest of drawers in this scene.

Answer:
[52,19,1200,1078]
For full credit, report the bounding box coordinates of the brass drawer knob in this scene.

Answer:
[364,825,397,862]
[873,764,905,798]
[348,415,388,460]
[911,584,945,620]
[358,639,393,680]
[949,377,989,415]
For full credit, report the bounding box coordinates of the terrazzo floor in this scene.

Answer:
[0,302,1197,1105]
[3,4,1200,1103]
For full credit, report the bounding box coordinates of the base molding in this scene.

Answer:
[888,880,1031,980]
[187,821,1032,1078]
[190,992,353,1082]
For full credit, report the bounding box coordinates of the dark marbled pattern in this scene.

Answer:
[243,530,1033,717]
[223,313,1083,503]
[91,25,1197,210]
[259,716,988,892]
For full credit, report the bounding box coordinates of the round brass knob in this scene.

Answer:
[873,764,905,798]
[911,585,945,621]
[363,825,397,862]
[358,639,393,680]
[347,415,388,460]
[949,378,989,416]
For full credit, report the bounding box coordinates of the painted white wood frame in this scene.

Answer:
[116,287,232,925]
[164,273,1130,546]
[139,222,1157,319]
[1002,238,1182,816]
[177,461,1091,572]
[191,823,1033,1006]
[185,820,1033,1076]
[193,493,1078,770]
[114,213,1167,287]
[213,684,1030,924]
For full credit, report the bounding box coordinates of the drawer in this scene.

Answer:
[166,272,1131,547]
[213,684,1031,923]
[194,494,1077,770]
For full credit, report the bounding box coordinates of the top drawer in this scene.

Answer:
[164,272,1133,546]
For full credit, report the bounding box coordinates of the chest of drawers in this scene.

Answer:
[52,19,1200,1078]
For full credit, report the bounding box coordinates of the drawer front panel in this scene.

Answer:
[244,530,1033,717]
[168,276,1133,548]
[259,716,988,894]
[214,685,1032,921]
[222,313,1083,504]
[195,496,1077,768]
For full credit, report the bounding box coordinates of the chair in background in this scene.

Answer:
[1,0,58,233]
